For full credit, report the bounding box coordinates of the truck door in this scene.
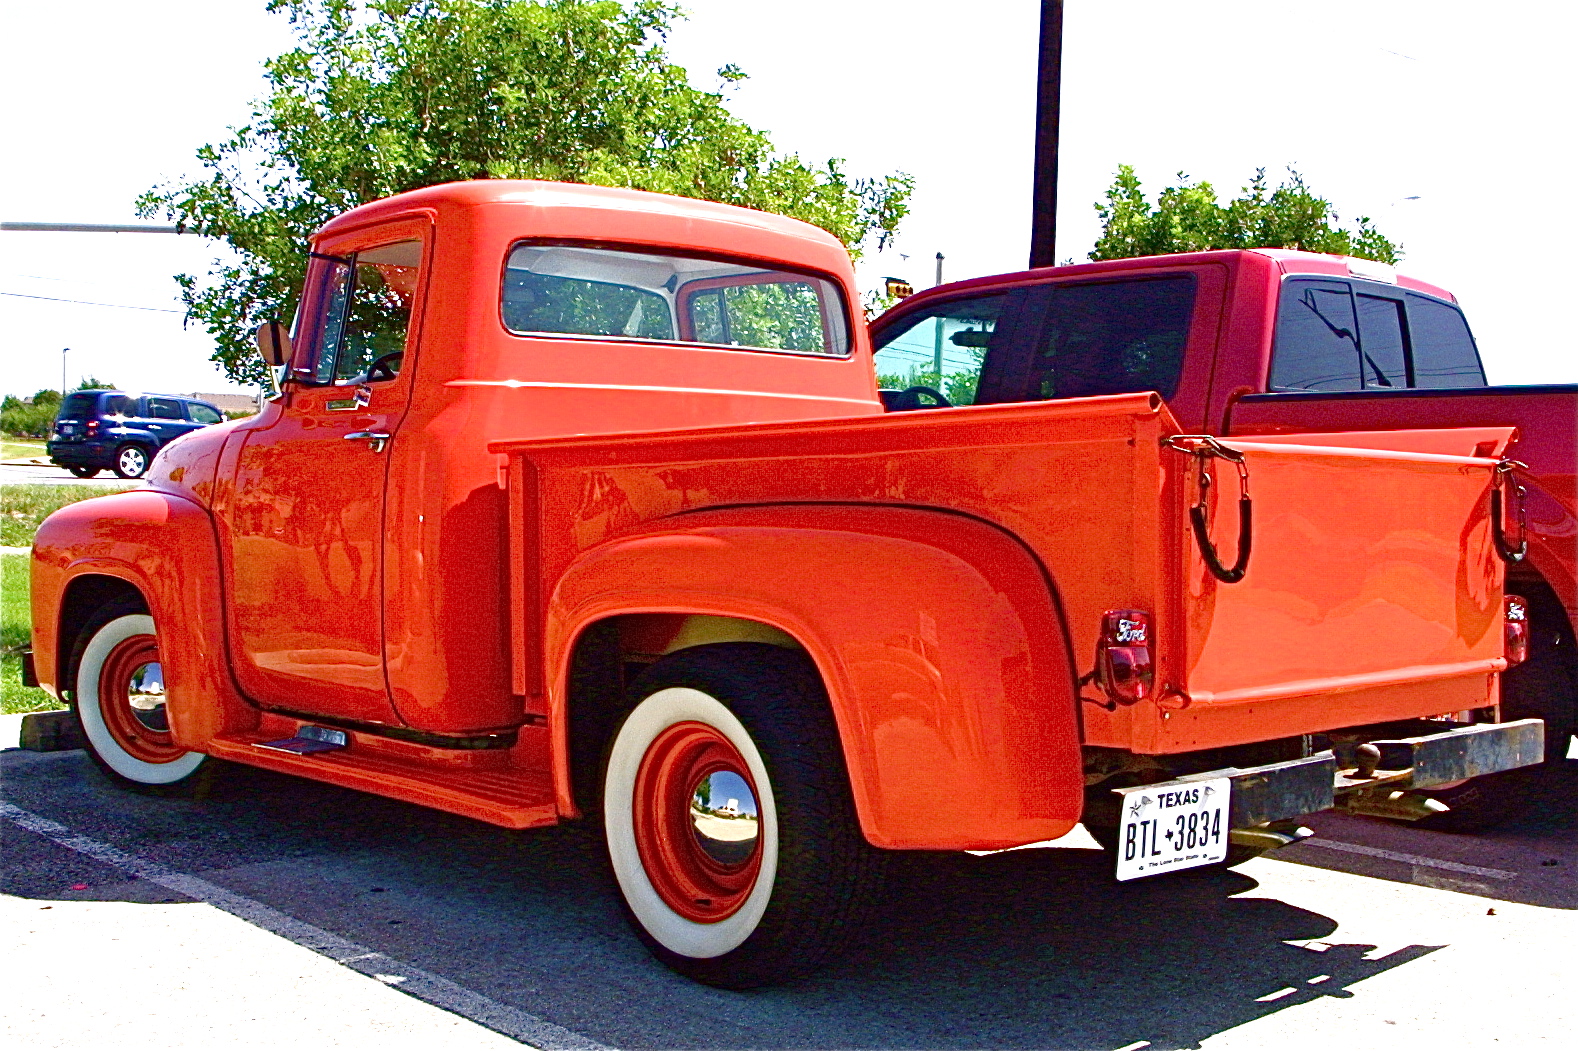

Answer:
[223,224,427,726]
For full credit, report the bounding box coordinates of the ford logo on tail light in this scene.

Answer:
[1504,594,1529,666]
[1099,609,1154,704]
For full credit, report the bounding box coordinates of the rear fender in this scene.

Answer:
[31,489,254,747]
[546,504,1083,850]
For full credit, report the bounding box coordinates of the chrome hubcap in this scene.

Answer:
[688,769,760,867]
[126,661,168,732]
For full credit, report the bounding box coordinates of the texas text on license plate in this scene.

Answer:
[1113,777,1230,881]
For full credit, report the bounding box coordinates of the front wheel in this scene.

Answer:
[113,444,150,479]
[68,466,101,478]
[603,644,884,989]
[71,604,209,790]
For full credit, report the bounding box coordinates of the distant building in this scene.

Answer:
[192,391,262,414]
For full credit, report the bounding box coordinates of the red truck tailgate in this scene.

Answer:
[1145,430,1510,752]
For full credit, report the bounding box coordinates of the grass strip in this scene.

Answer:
[2,553,61,713]
[1,483,133,548]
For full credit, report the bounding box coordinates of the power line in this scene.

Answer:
[1,291,185,314]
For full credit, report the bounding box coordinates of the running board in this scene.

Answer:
[207,731,559,830]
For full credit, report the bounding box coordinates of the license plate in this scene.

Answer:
[1114,776,1230,881]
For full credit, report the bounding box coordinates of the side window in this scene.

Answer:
[872,294,1010,405]
[501,243,850,357]
[1025,276,1196,400]
[1407,294,1486,387]
[296,241,421,385]
[1271,279,1361,392]
[147,397,184,420]
[1354,293,1408,388]
[187,403,223,425]
[101,394,137,417]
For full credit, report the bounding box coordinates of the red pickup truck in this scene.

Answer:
[27,182,1543,987]
[872,250,1576,827]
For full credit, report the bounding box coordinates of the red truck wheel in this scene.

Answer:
[71,607,208,789]
[602,644,884,989]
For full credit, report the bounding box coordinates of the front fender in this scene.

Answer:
[31,489,253,748]
[546,505,1083,850]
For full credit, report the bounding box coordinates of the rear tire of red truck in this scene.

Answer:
[1415,597,1576,832]
[601,643,886,989]
[68,599,215,794]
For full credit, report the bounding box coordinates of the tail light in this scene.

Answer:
[1504,595,1529,666]
[86,420,100,434]
[1098,610,1154,703]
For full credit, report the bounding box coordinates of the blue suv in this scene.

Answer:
[47,390,226,478]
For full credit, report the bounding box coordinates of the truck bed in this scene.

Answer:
[494,394,1510,757]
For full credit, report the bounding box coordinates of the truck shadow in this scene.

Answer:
[0,751,1465,1050]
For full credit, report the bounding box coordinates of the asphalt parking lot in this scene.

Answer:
[3,740,1573,1051]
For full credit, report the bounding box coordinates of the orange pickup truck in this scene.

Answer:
[26,181,1543,987]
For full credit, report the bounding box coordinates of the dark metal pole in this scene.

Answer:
[1028,0,1064,269]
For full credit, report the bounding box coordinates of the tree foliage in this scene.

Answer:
[1090,165,1399,265]
[139,0,913,384]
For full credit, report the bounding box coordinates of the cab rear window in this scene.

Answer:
[1271,278,1486,391]
[58,392,98,419]
[501,243,850,357]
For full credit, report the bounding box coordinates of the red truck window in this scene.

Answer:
[501,243,849,357]
[1354,293,1408,388]
[872,294,1010,404]
[1272,278,1487,392]
[1021,276,1196,400]
[1271,279,1362,392]
[1406,294,1486,387]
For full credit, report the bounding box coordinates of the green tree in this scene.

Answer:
[1090,165,1399,264]
[138,0,912,385]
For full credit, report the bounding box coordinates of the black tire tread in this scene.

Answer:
[617,642,886,989]
[68,597,217,796]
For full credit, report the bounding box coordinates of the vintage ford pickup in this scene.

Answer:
[28,181,1542,986]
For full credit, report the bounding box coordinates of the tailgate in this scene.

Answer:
[1144,427,1513,752]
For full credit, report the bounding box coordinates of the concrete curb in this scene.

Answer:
[0,709,82,751]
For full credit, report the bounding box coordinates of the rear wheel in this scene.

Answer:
[602,643,884,989]
[70,602,210,791]
[1415,596,1575,833]
[113,444,150,479]
[67,466,101,478]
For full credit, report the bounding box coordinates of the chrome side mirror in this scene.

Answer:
[254,321,293,367]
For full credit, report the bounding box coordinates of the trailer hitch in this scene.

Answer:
[1165,435,1253,584]
[1491,459,1528,564]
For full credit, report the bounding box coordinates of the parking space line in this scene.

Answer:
[1293,839,1516,880]
[0,801,612,1050]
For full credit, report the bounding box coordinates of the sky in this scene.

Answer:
[3,0,1574,399]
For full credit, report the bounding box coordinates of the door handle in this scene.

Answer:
[344,431,391,453]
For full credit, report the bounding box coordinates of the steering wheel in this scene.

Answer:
[365,351,404,382]
[884,385,952,411]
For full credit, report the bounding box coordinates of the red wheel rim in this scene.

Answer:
[96,634,184,764]
[632,720,764,923]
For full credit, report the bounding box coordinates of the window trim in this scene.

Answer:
[496,238,855,360]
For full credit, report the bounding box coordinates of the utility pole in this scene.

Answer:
[933,252,946,378]
[62,348,69,396]
[1028,0,1064,269]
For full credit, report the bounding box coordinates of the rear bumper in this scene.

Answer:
[1142,718,1545,828]
[46,441,111,467]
